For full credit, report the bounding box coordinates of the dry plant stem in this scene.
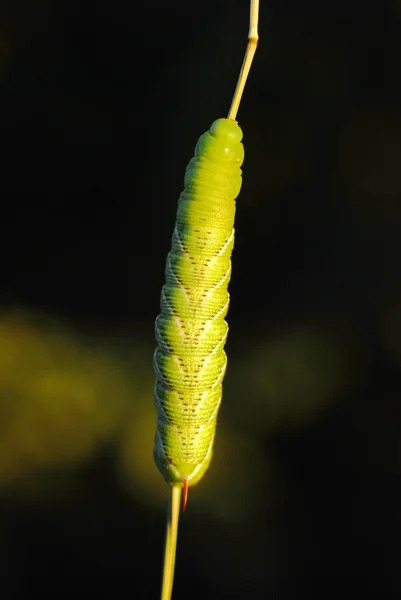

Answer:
[227,0,259,120]
[161,485,182,600]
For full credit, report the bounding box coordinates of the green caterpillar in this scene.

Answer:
[153,118,244,499]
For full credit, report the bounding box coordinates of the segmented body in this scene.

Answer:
[154,118,244,488]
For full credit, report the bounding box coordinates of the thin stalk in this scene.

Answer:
[161,485,182,600]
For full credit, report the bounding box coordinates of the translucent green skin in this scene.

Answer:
[154,118,244,487]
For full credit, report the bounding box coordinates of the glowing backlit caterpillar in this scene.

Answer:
[153,2,259,597]
[153,118,244,503]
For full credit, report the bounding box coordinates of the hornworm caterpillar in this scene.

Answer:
[153,118,244,503]
[154,2,259,597]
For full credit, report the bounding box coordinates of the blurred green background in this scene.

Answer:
[0,0,400,597]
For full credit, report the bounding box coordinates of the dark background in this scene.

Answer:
[0,0,400,597]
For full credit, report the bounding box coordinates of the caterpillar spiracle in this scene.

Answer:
[153,118,244,503]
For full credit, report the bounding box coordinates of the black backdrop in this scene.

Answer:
[0,0,400,597]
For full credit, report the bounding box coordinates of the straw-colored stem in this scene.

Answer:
[161,485,182,600]
[227,0,259,120]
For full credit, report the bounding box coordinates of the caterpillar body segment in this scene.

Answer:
[153,118,244,490]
